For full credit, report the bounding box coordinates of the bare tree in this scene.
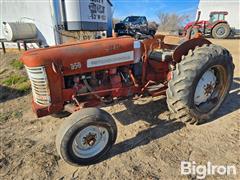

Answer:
[157,12,189,32]
[148,21,159,30]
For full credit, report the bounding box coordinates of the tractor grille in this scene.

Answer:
[25,66,51,106]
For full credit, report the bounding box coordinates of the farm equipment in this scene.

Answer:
[183,11,232,39]
[20,30,234,166]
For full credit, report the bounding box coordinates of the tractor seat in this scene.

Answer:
[149,49,173,62]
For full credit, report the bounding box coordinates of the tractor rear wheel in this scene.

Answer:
[56,108,117,166]
[212,23,231,39]
[166,44,234,124]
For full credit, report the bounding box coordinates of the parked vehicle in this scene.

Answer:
[114,16,157,38]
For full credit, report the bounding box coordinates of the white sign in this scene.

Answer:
[80,0,108,23]
[87,51,134,68]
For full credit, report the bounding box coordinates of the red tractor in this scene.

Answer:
[184,11,232,39]
[20,32,234,166]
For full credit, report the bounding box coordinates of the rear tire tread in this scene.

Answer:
[167,44,234,124]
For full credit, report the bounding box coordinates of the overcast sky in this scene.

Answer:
[112,0,200,21]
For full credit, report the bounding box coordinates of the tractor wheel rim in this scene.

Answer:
[194,65,228,113]
[72,125,109,158]
[216,27,225,36]
[194,69,217,105]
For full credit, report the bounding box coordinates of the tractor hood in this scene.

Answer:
[20,36,138,76]
[184,20,208,30]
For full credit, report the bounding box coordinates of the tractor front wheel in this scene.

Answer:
[167,44,234,124]
[212,23,231,39]
[56,108,117,166]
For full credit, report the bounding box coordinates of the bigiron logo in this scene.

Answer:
[181,161,237,179]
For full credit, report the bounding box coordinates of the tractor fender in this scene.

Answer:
[172,38,212,62]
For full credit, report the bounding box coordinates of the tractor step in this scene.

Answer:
[147,83,165,92]
[145,82,167,96]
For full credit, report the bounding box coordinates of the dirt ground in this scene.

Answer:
[0,38,239,180]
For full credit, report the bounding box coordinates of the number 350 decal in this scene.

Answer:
[70,62,81,70]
